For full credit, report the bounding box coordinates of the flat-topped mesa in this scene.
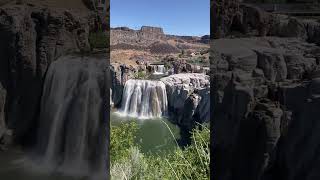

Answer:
[140,26,164,34]
[110,26,166,46]
[139,26,165,42]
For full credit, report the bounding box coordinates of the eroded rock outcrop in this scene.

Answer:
[212,37,320,180]
[161,73,210,129]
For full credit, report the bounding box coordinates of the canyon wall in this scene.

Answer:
[212,36,320,180]
[0,4,97,146]
[161,73,210,130]
[212,0,320,179]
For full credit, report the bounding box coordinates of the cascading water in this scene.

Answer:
[118,79,168,119]
[153,65,166,75]
[36,55,107,178]
[110,88,114,107]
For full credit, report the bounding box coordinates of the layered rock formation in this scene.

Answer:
[0,3,97,146]
[161,73,210,129]
[212,0,320,178]
[110,26,165,46]
[212,37,320,180]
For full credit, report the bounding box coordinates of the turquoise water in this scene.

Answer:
[0,112,180,180]
[111,112,180,154]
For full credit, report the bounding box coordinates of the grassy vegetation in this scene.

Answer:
[110,122,210,180]
[187,56,209,66]
[133,71,149,80]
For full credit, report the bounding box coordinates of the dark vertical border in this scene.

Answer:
[106,0,111,179]
[210,0,214,179]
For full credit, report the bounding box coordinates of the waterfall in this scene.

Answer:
[110,88,114,107]
[153,65,166,75]
[118,79,168,119]
[36,56,107,178]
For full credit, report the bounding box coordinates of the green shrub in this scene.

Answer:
[110,122,210,180]
[110,122,138,163]
[133,71,148,79]
[187,57,208,65]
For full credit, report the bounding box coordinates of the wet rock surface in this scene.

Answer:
[0,2,109,179]
[0,3,98,146]
[36,55,107,178]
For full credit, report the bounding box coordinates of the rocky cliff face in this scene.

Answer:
[110,26,166,46]
[110,67,210,130]
[211,0,241,38]
[212,37,320,180]
[213,1,320,43]
[0,4,96,146]
[161,73,210,130]
[212,1,320,178]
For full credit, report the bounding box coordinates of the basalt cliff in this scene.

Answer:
[0,2,108,177]
[212,1,320,180]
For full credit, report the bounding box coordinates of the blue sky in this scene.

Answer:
[110,0,209,36]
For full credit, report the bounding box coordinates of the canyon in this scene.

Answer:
[110,25,210,132]
[212,1,320,180]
